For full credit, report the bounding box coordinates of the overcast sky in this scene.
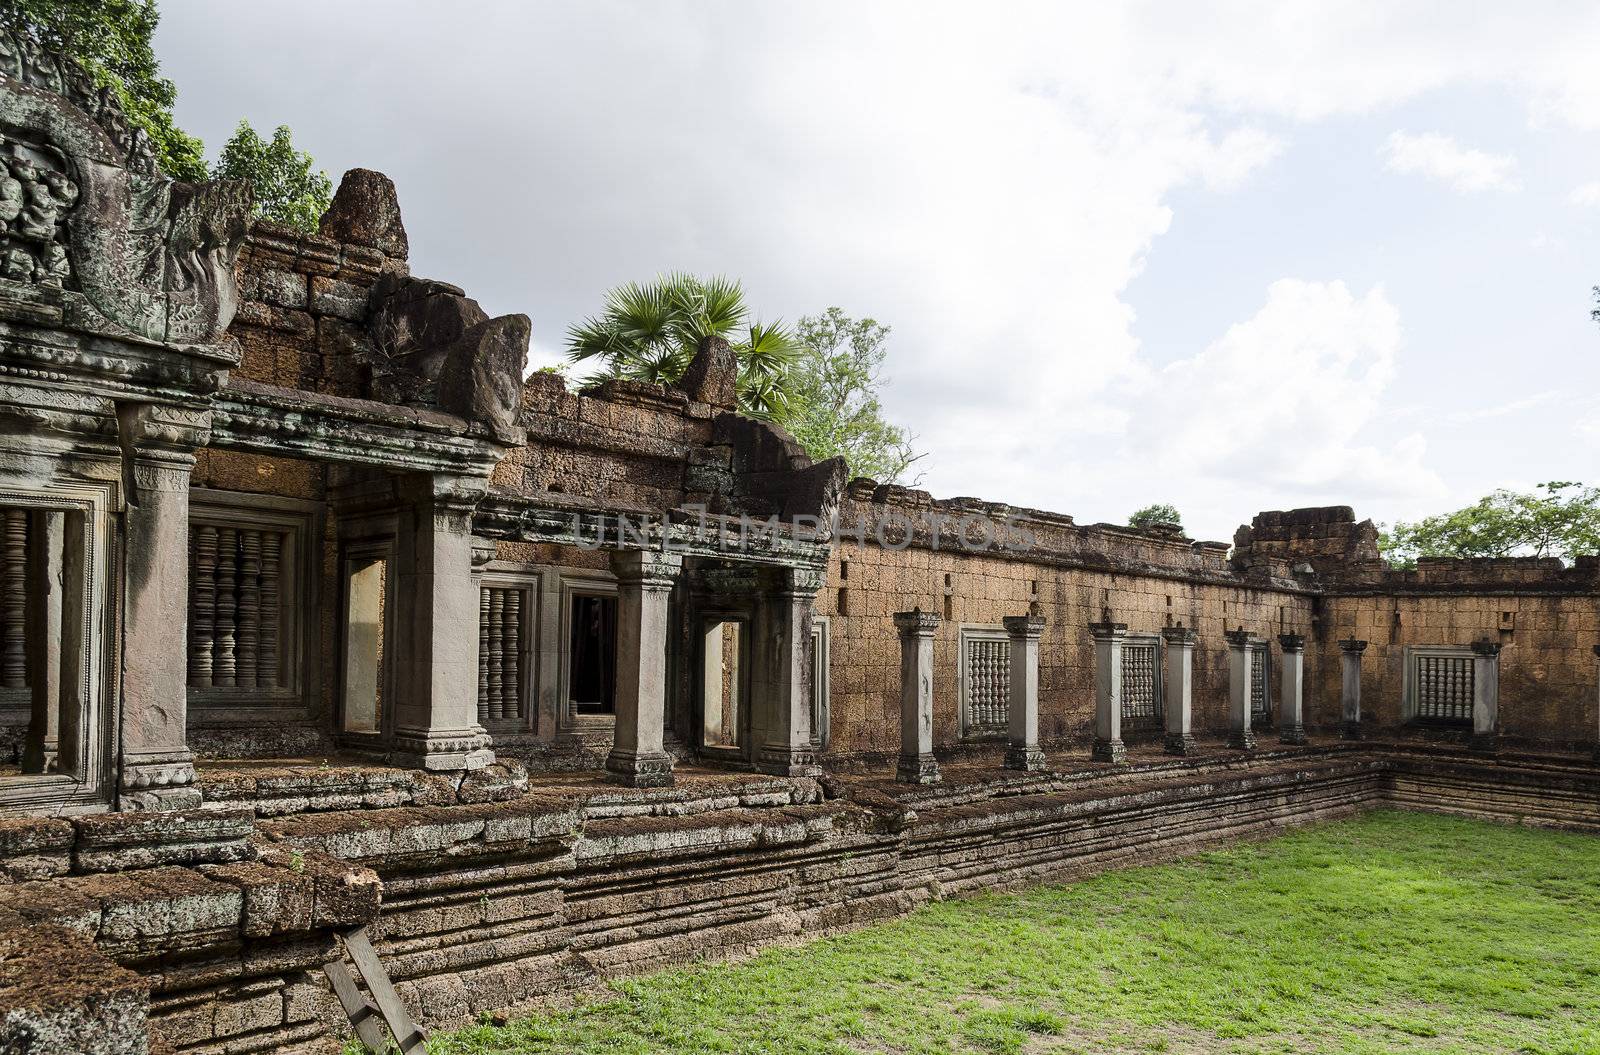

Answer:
[157,2,1600,541]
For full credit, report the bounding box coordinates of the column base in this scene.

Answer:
[1091,738,1127,763]
[1470,732,1499,754]
[1228,730,1258,751]
[1003,745,1047,772]
[1163,733,1196,756]
[1278,724,1308,746]
[605,749,676,788]
[390,729,496,772]
[755,745,822,778]
[119,753,200,811]
[896,754,942,784]
[1339,720,1362,741]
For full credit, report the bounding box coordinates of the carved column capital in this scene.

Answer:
[893,608,940,638]
[1161,625,1197,646]
[1338,638,1369,654]
[1088,621,1127,641]
[1277,633,1306,653]
[779,564,826,599]
[611,548,683,589]
[1471,639,1503,657]
[1002,614,1046,640]
[1223,628,1252,650]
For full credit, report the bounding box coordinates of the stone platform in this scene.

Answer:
[0,744,1595,1054]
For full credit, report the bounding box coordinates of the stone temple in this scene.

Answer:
[0,36,1596,1055]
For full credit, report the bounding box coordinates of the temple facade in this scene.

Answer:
[0,40,1597,1055]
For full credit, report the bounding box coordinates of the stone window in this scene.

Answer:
[1250,640,1272,725]
[188,491,319,723]
[340,552,389,736]
[561,578,618,723]
[1403,646,1474,726]
[699,618,746,752]
[1120,634,1162,728]
[959,626,1009,738]
[810,615,830,751]
[477,577,535,727]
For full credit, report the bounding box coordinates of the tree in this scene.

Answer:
[1380,481,1600,568]
[784,308,924,484]
[1,0,206,182]
[566,273,800,420]
[211,121,332,234]
[1591,285,1599,328]
[1129,503,1183,531]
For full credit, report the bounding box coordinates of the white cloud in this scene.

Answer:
[1382,131,1521,193]
[1569,180,1600,207]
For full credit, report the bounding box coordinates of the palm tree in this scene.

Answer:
[566,273,801,420]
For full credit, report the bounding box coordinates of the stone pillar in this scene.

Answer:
[1471,639,1501,751]
[1277,633,1307,745]
[1338,639,1367,740]
[1003,614,1046,771]
[1593,645,1600,764]
[1225,629,1256,751]
[116,405,202,809]
[389,474,496,772]
[756,566,824,777]
[1090,622,1127,763]
[894,608,940,784]
[1161,625,1196,755]
[21,511,63,774]
[607,549,683,787]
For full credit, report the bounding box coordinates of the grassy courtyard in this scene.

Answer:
[425,811,1600,1054]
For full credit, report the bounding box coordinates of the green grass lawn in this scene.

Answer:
[422,811,1600,1054]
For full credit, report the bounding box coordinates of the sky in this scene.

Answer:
[156,2,1600,542]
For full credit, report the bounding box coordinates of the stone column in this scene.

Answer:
[1593,645,1600,764]
[21,511,63,774]
[894,608,940,783]
[1338,639,1367,740]
[116,404,202,809]
[607,549,683,787]
[389,474,496,772]
[756,566,824,778]
[1277,633,1307,745]
[1090,622,1127,763]
[1471,639,1501,752]
[1161,625,1196,755]
[1003,614,1046,771]
[1225,629,1256,750]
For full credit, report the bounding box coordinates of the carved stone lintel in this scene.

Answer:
[1004,745,1047,772]
[1091,737,1127,764]
[895,754,941,785]
[605,749,676,789]
[1164,733,1197,757]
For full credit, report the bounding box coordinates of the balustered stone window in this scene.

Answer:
[959,626,1009,739]
[188,492,317,720]
[477,577,535,728]
[1250,639,1272,725]
[1120,634,1163,729]
[1402,646,1475,726]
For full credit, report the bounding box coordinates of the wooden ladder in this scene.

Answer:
[322,926,428,1055]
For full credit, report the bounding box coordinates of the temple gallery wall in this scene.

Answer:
[0,39,1597,1055]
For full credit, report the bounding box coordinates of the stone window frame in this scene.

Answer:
[1401,644,1476,727]
[809,615,830,751]
[1120,632,1164,729]
[476,568,539,735]
[188,488,322,727]
[556,571,619,736]
[957,623,1010,741]
[695,608,752,764]
[0,478,117,815]
[1249,637,1273,726]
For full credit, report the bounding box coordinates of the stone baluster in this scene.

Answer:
[1338,639,1367,739]
[894,608,941,783]
[21,511,62,774]
[1277,633,1307,745]
[259,530,281,688]
[1090,621,1127,763]
[1,509,26,689]
[1471,639,1501,752]
[606,548,682,787]
[487,588,504,721]
[755,566,824,778]
[1002,614,1046,772]
[188,526,216,688]
[476,587,491,724]
[214,527,237,687]
[1162,625,1196,755]
[502,589,521,720]
[1225,629,1256,750]
[236,529,261,689]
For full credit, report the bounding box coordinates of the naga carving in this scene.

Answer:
[0,31,248,352]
